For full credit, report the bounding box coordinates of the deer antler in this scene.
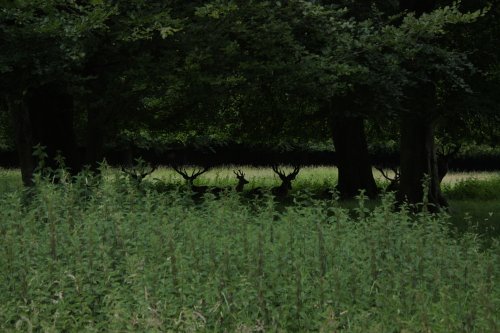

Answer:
[272,165,286,180]
[172,165,209,183]
[233,169,249,192]
[140,165,156,178]
[121,161,156,183]
[234,170,245,178]
[375,166,400,182]
[374,166,390,181]
[271,165,282,175]
[190,166,209,179]
[289,166,301,179]
[172,165,190,181]
[272,165,301,180]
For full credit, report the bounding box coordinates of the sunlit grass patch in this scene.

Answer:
[442,174,500,200]
[151,165,339,190]
[442,170,500,185]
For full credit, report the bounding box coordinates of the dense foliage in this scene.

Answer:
[0,0,498,204]
[0,175,499,332]
[1,1,498,330]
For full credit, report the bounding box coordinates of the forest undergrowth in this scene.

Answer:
[0,170,499,332]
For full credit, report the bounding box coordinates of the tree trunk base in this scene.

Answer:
[330,116,378,199]
[399,115,446,212]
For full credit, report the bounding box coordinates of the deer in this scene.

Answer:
[271,165,301,197]
[437,144,460,184]
[200,169,251,196]
[233,170,250,192]
[121,158,157,184]
[375,165,400,192]
[172,165,210,195]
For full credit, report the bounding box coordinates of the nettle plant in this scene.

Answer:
[0,173,498,332]
[32,144,72,184]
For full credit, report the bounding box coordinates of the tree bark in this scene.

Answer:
[330,116,378,198]
[397,0,447,211]
[399,115,446,210]
[26,82,81,174]
[8,97,35,186]
[84,106,105,171]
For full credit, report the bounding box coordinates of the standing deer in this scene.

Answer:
[172,165,210,194]
[271,165,301,197]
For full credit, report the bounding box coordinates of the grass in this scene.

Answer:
[0,176,499,332]
[148,166,499,190]
[149,165,339,191]
[1,166,498,193]
[443,175,500,200]
[1,167,499,238]
[129,166,500,238]
[0,168,22,194]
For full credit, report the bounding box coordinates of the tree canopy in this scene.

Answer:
[0,0,498,205]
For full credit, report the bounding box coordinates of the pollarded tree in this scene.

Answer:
[293,6,380,198]
[174,1,393,198]
[337,0,497,204]
[281,1,411,198]
[388,2,483,209]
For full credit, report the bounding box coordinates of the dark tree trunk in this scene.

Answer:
[330,116,378,198]
[437,155,449,185]
[84,107,105,171]
[8,98,35,186]
[399,115,446,210]
[397,0,447,210]
[26,82,81,174]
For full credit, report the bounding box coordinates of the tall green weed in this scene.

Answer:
[0,175,498,332]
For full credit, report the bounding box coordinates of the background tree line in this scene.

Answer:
[0,0,499,208]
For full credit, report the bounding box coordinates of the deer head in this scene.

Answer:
[233,170,249,192]
[121,158,156,183]
[375,166,400,192]
[272,165,300,196]
[172,165,209,187]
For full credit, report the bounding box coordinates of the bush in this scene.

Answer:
[0,177,498,332]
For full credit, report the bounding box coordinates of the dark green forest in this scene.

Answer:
[1,0,499,206]
[1,1,500,331]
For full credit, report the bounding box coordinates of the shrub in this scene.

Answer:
[0,178,498,332]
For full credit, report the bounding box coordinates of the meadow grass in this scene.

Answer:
[442,175,500,200]
[2,166,498,193]
[150,165,339,191]
[0,177,499,332]
[1,167,499,238]
[0,168,22,194]
[148,166,500,202]
[137,166,500,238]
